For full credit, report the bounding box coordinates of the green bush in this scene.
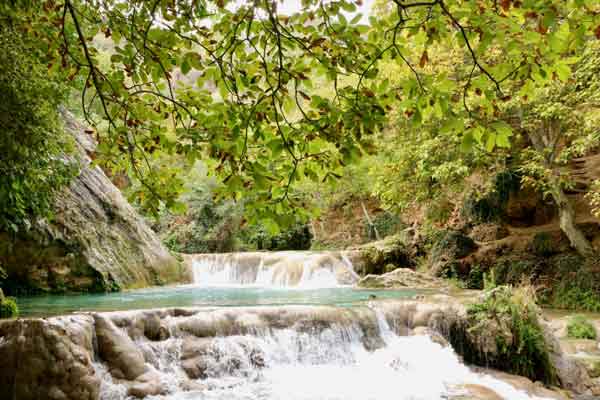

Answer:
[550,254,600,312]
[463,286,557,384]
[466,265,484,289]
[531,232,555,256]
[250,224,312,251]
[0,297,18,318]
[567,315,597,340]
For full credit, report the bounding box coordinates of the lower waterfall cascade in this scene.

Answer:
[93,304,555,400]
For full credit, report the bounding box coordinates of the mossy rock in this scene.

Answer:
[0,114,190,295]
[357,235,413,275]
[429,230,476,277]
[448,286,558,385]
[431,230,477,263]
[0,296,18,318]
[384,263,397,274]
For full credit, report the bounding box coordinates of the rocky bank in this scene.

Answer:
[0,296,595,399]
[0,114,190,294]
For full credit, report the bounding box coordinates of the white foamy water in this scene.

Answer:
[97,307,554,400]
[191,251,359,288]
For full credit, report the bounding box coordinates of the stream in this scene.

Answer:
[9,251,562,399]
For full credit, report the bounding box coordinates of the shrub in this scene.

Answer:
[567,315,597,340]
[0,297,18,318]
[466,265,484,289]
[531,232,555,256]
[462,285,557,384]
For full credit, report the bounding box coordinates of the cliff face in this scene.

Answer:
[0,113,190,294]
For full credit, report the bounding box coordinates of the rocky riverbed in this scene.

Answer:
[0,295,596,400]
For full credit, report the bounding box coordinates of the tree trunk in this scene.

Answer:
[550,182,594,257]
[361,201,380,240]
[528,122,595,258]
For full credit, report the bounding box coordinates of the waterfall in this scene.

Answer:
[191,251,359,288]
[94,305,555,400]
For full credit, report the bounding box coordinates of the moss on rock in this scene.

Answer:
[449,286,558,385]
[0,296,18,319]
[356,235,414,275]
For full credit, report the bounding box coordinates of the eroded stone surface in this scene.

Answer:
[357,268,447,289]
[0,299,596,399]
[0,113,190,294]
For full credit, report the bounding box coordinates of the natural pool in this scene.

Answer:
[16,285,424,317]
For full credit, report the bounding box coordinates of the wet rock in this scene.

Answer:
[456,384,503,400]
[126,370,165,398]
[180,379,208,392]
[540,319,596,394]
[0,316,100,400]
[411,326,449,347]
[142,312,170,341]
[357,268,446,289]
[94,314,148,380]
[181,337,216,379]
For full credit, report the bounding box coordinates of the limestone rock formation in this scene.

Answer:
[0,316,100,400]
[0,299,595,399]
[356,268,447,289]
[0,113,190,294]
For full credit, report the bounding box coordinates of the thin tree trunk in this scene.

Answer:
[550,182,594,257]
[310,220,318,241]
[529,121,595,258]
[361,201,380,240]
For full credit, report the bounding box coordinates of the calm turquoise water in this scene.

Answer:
[17,285,423,317]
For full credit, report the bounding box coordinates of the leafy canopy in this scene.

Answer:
[3,0,599,228]
[0,26,77,233]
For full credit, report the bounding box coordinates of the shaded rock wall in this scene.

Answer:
[0,114,191,294]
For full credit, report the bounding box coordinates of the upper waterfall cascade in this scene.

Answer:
[191,251,360,288]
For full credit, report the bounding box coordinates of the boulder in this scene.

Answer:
[354,235,415,275]
[454,384,503,400]
[0,112,190,294]
[94,314,148,380]
[357,268,446,289]
[430,230,477,277]
[126,370,165,398]
[0,316,100,400]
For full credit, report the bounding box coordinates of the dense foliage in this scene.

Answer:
[2,0,598,232]
[0,27,76,233]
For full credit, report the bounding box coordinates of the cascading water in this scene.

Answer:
[95,305,555,400]
[191,251,359,288]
